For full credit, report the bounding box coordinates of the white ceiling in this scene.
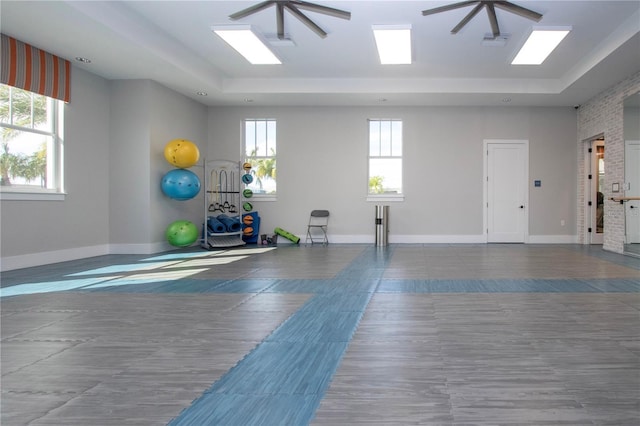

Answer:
[2,1,639,107]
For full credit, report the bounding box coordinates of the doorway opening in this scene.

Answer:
[625,140,640,251]
[585,136,605,244]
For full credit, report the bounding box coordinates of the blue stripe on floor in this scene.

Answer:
[376,278,640,293]
[167,394,319,425]
[167,246,389,426]
[580,278,640,292]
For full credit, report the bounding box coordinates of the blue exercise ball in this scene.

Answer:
[161,169,201,200]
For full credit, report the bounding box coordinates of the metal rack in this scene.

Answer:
[201,159,245,249]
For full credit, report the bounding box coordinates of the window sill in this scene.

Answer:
[0,190,66,201]
[367,194,404,202]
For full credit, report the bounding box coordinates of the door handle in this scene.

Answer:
[519,205,525,209]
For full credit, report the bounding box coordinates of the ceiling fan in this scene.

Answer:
[229,0,351,40]
[422,1,543,38]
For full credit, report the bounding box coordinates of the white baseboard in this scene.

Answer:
[109,241,172,254]
[0,244,110,272]
[0,242,173,272]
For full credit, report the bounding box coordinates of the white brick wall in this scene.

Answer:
[577,71,640,253]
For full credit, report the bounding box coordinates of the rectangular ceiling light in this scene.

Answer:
[511,27,571,65]
[212,25,281,65]
[372,24,412,65]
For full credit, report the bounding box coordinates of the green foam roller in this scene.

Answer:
[274,227,300,244]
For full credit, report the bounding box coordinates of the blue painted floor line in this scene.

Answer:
[167,247,389,426]
[168,394,319,426]
[376,278,640,293]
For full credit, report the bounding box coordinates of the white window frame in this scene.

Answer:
[0,85,65,201]
[242,118,277,201]
[367,119,404,202]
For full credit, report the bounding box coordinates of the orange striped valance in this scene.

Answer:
[1,33,70,102]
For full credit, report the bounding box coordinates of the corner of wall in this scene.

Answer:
[576,71,640,253]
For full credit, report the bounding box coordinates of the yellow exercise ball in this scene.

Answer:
[164,139,200,168]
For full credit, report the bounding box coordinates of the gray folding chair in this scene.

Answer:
[305,210,329,245]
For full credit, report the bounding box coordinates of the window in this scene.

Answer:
[0,84,64,196]
[244,119,276,195]
[368,119,402,195]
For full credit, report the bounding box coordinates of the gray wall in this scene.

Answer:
[208,105,577,242]
[149,81,207,249]
[109,80,207,253]
[1,73,208,270]
[109,80,152,250]
[1,68,111,266]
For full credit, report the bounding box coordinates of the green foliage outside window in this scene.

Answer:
[0,85,50,187]
[244,119,277,195]
[369,175,384,194]
[247,148,276,192]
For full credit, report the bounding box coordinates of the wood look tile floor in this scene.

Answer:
[1,244,639,425]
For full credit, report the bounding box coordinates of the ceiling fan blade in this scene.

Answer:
[494,1,542,22]
[422,0,479,17]
[229,0,274,20]
[290,0,351,20]
[451,3,484,34]
[277,2,285,39]
[484,2,501,37]
[286,3,328,38]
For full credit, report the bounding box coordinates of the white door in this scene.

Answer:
[626,140,640,243]
[486,141,528,243]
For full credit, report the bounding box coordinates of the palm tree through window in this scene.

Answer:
[244,119,276,195]
[0,84,62,192]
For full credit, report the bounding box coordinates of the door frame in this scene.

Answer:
[483,139,529,243]
[583,135,605,244]
[626,140,640,244]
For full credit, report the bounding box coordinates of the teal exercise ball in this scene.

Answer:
[241,173,253,184]
[161,169,201,201]
[166,220,199,247]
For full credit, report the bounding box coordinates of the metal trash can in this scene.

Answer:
[375,205,389,246]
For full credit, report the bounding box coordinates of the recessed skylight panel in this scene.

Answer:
[512,27,571,65]
[212,25,281,65]
[372,24,412,65]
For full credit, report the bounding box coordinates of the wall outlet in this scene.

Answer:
[561,219,565,226]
